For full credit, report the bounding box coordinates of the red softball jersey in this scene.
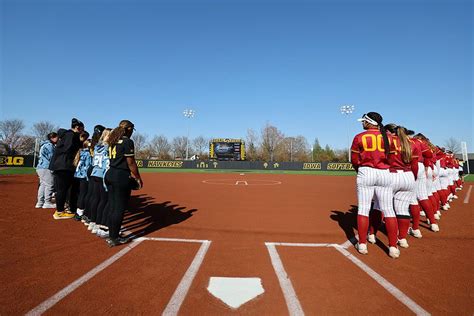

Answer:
[351,128,393,170]
[388,135,418,172]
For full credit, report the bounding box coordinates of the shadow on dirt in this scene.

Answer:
[330,205,389,253]
[121,194,197,240]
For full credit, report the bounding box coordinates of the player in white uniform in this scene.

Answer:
[351,112,399,258]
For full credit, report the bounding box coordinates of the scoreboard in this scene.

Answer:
[209,138,245,161]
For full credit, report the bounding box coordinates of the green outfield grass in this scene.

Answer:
[2,167,473,181]
[0,167,36,175]
[138,168,356,176]
[0,167,355,176]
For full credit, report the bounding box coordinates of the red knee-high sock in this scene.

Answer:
[410,204,421,230]
[429,195,438,211]
[438,190,446,205]
[441,190,449,204]
[369,210,382,235]
[449,185,456,195]
[419,199,437,224]
[357,215,369,244]
[384,217,399,247]
[397,218,410,239]
[433,191,441,210]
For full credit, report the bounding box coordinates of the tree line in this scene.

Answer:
[0,119,464,162]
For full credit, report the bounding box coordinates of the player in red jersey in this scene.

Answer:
[351,112,399,258]
[385,124,419,250]
[413,134,440,232]
[405,130,425,238]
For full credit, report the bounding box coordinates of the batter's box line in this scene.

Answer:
[26,237,211,316]
[264,241,430,316]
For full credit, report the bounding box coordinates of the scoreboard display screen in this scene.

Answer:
[210,138,245,161]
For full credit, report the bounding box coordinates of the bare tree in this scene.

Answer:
[0,119,27,154]
[193,136,208,157]
[149,135,172,159]
[261,123,284,161]
[32,121,58,140]
[16,135,36,155]
[444,137,461,154]
[131,132,148,159]
[246,128,261,161]
[277,136,310,162]
[172,136,188,159]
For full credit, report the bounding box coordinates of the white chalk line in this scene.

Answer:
[265,243,305,316]
[202,179,282,186]
[163,240,211,316]
[333,246,430,316]
[139,237,210,244]
[26,239,144,316]
[267,242,334,248]
[265,241,430,316]
[463,185,472,204]
[27,237,211,316]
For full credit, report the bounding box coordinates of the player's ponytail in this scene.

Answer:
[108,120,134,147]
[397,126,412,164]
[367,112,390,157]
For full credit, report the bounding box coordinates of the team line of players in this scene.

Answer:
[350,112,464,259]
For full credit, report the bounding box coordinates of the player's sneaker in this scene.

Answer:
[356,243,368,255]
[434,213,441,220]
[389,247,400,259]
[398,239,409,248]
[42,202,56,209]
[420,210,426,217]
[430,223,440,232]
[91,225,99,234]
[97,229,109,238]
[76,208,84,216]
[409,227,422,238]
[87,222,96,231]
[106,237,129,248]
[53,211,74,220]
[35,202,44,208]
[367,234,376,244]
[453,195,458,199]
[442,204,449,211]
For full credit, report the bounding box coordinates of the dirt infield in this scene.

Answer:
[0,173,473,315]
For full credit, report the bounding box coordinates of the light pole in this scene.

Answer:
[183,109,195,160]
[340,104,355,162]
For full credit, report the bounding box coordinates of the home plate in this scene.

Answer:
[207,277,264,309]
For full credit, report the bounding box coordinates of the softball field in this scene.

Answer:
[1,172,473,315]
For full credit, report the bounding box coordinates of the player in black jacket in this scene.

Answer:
[105,120,143,247]
[50,118,84,219]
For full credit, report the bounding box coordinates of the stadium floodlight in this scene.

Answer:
[183,109,195,119]
[340,104,355,115]
[183,109,196,160]
[340,104,355,162]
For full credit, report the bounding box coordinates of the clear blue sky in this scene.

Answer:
[1,0,472,150]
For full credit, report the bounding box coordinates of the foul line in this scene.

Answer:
[463,185,472,204]
[265,243,304,316]
[26,240,144,316]
[333,246,430,316]
[162,240,211,316]
[27,237,211,316]
[265,241,430,316]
